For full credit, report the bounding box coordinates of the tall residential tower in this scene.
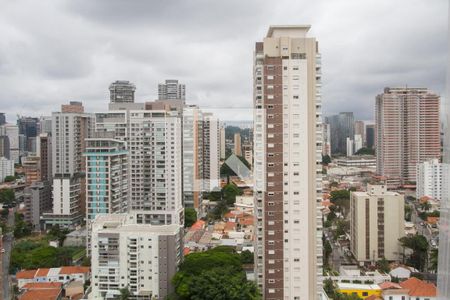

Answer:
[376,87,440,187]
[253,25,323,300]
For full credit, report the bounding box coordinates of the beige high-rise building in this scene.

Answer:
[253,25,322,300]
[350,184,405,263]
[234,132,242,156]
[376,87,440,187]
[354,120,365,146]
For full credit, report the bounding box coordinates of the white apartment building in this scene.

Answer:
[417,158,447,201]
[354,134,363,153]
[202,112,220,192]
[346,137,354,157]
[90,214,182,300]
[220,126,226,160]
[253,25,323,300]
[350,185,405,263]
[95,107,183,225]
[0,157,14,182]
[322,123,331,157]
[158,79,186,101]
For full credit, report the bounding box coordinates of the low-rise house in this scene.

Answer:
[18,282,63,300]
[337,282,382,299]
[16,266,90,288]
[379,277,437,300]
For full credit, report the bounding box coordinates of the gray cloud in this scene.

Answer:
[0,0,447,122]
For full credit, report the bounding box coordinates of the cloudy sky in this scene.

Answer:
[0,0,448,122]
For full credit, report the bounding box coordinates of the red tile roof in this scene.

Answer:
[23,282,63,290]
[35,268,50,277]
[379,281,402,290]
[183,247,190,256]
[19,289,61,300]
[16,270,37,279]
[59,266,90,275]
[189,220,205,231]
[365,295,382,300]
[400,277,437,297]
[224,221,236,232]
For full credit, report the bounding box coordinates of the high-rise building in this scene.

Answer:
[0,157,14,182]
[202,113,220,192]
[182,106,204,209]
[234,132,242,156]
[354,134,363,153]
[38,133,52,183]
[109,80,136,103]
[0,135,10,159]
[84,134,128,223]
[158,79,185,101]
[376,87,440,187]
[365,124,375,149]
[39,116,52,134]
[44,101,93,228]
[90,214,182,299]
[322,123,331,156]
[346,137,354,157]
[417,159,447,201]
[95,107,183,225]
[350,185,405,262]
[253,25,322,299]
[22,156,40,184]
[220,126,226,159]
[354,120,365,146]
[326,112,355,155]
[3,124,19,163]
[17,116,39,153]
[23,181,52,231]
[0,113,5,125]
[437,8,450,295]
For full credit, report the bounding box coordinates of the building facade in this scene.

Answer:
[350,185,405,262]
[45,101,93,228]
[202,113,220,192]
[376,87,440,187]
[0,157,14,182]
[326,112,354,155]
[109,80,136,104]
[95,107,183,225]
[354,120,365,147]
[417,158,447,201]
[158,79,185,101]
[4,124,19,163]
[365,124,375,149]
[90,214,182,300]
[253,25,323,299]
[234,132,242,156]
[23,181,52,231]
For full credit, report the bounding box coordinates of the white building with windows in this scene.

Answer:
[417,158,447,201]
[0,157,14,182]
[90,214,182,300]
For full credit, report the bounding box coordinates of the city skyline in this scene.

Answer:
[0,0,447,122]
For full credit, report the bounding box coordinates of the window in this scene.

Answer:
[267,75,274,80]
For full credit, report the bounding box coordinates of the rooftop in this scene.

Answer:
[399,277,437,297]
[267,25,311,38]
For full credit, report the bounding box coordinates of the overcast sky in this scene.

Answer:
[0,0,448,122]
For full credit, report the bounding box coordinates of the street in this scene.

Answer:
[2,207,15,300]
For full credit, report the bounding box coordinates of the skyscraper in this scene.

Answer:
[17,116,39,153]
[253,25,322,299]
[354,120,365,146]
[95,107,183,225]
[3,124,19,163]
[365,124,375,149]
[322,123,331,156]
[158,79,186,101]
[234,132,242,156]
[84,134,129,223]
[44,101,93,228]
[220,126,226,159]
[109,80,136,103]
[326,112,355,155]
[376,87,440,187]
[202,112,220,192]
[0,113,5,125]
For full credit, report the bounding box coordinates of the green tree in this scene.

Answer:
[13,213,32,239]
[354,147,375,155]
[4,175,16,182]
[119,287,131,300]
[430,248,438,272]
[240,250,254,264]
[184,208,197,228]
[172,247,260,299]
[404,204,412,221]
[322,155,331,165]
[399,235,429,271]
[377,257,390,273]
[0,189,15,205]
[420,201,432,212]
[223,184,243,206]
